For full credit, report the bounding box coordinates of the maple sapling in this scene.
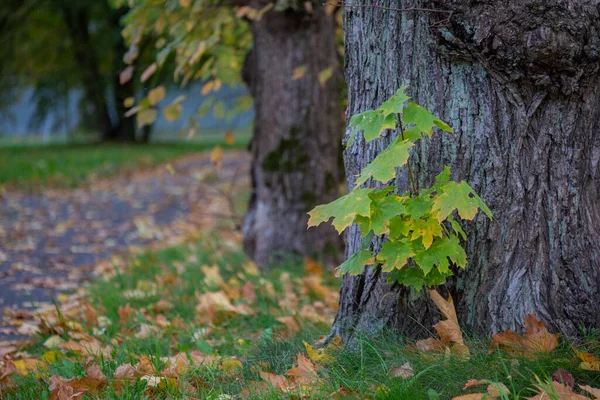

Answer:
[308,86,492,290]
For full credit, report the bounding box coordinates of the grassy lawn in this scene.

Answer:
[2,235,600,399]
[0,134,249,190]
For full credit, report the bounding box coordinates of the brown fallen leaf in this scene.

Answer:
[491,314,560,357]
[134,356,158,376]
[114,363,136,380]
[552,369,575,389]
[59,339,112,359]
[389,362,414,379]
[452,394,490,400]
[304,257,323,276]
[579,384,600,399]
[528,381,589,400]
[49,375,83,400]
[276,316,300,338]
[48,359,107,400]
[416,290,469,358]
[259,371,287,389]
[287,353,320,387]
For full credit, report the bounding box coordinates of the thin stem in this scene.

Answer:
[396,114,418,196]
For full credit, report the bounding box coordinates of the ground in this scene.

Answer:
[0,149,249,338]
[1,145,600,399]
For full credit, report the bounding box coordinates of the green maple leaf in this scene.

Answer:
[349,110,396,143]
[387,266,451,290]
[414,235,466,275]
[410,216,443,249]
[447,215,466,240]
[355,192,406,236]
[404,195,433,220]
[308,188,374,233]
[378,86,410,115]
[402,102,452,137]
[432,181,493,222]
[354,138,414,186]
[336,249,374,276]
[401,126,421,141]
[387,216,412,239]
[377,239,415,272]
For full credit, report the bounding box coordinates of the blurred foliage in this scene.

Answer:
[0,0,153,138]
[115,0,256,130]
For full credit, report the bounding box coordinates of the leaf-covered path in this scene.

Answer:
[0,151,249,338]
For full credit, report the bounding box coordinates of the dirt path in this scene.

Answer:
[0,151,250,338]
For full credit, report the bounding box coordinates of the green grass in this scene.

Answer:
[3,237,600,399]
[0,134,249,190]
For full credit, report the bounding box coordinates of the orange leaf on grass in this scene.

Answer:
[491,314,560,356]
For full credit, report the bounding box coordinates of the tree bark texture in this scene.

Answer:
[242,3,343,268]
[333,0,600,341]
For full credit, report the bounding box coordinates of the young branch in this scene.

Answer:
[397,115,418,196]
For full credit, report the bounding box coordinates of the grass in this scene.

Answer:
[0,133,249,190]
[2,235,600,399]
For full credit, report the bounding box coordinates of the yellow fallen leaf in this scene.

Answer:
[210,146,223,168]
[44,335,64,349]
[221,358,243,374]
[41,350,66,364]
[13,359,47,377]
[575,349,600,371]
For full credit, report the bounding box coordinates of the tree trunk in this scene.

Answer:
[241,3,343,268]
[108,5,137,143]
[59,4,115,141]
[333,0,600,342]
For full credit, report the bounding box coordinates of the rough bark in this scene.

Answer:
[333,0,600,341]
[241,3,343,268]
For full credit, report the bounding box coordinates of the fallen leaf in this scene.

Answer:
[452,395,490,400]
[221,358,243,375]
[389,362,414,379]
[114,363,136,380]
[224,131,235,145]
[304,257,323,276]
[552,369,575,389]
[259,371,286,389]
[140,375,163,388]
[276,316,300,338]
[579,384,600,399]
[210,146,223,168]
[575,350,600,372]
[13,358,47,376]
[286,353,320,387]
[528,381,589,400]
[491,314,560,356]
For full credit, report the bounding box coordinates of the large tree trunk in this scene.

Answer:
[241,2,343,268]
[333,0,600,342]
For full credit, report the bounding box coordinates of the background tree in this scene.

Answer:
[331,0,600,341]
[122,0,344,267]
[0,0,150,141]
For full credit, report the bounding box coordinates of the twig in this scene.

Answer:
[397,115,418,196]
